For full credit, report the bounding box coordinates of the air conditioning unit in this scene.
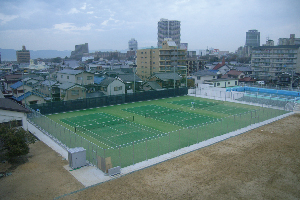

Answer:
[68,147,86,169]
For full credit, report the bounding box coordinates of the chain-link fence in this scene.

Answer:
[27,104,289,172]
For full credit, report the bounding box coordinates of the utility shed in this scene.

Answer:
[68,147,86,169]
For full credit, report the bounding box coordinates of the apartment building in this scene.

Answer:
[16,46,30,63]
[157,18,181,48]
[251,45,300,81]
[136,39,187,81]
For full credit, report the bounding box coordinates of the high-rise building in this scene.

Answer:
[157,18,181,48]
[70,43,89,60]
[128,38,138,51]
[245,29,260,47]
[16,45,30,63]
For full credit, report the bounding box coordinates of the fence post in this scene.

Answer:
[179,130,180,149]
[158,136,160,156]
[227,118,229,133]
[169,133,170,152]
[197,127,199,143]
[188,128,190,146]
[132,141,134,165]
[119,145,121,167]
[146,138,148,160]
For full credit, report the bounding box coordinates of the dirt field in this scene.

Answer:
[1,114,300,200]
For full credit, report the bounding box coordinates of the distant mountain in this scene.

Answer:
[0,48,129,61]
[0,48,72,61]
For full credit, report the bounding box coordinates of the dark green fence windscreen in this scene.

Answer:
[29,87,188,115]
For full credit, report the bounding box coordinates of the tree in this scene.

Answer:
[0,122,36,161]
[51,57,62,63]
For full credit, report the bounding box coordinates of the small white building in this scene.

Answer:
[205,78,239,88]
[0,98,31,130]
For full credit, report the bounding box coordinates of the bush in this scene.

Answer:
[0,122,36,161]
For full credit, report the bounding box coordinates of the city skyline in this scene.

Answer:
[0,0,300,52]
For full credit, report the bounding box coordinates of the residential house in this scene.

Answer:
[142,81,163,91]
[0,98,31,130]
[148,72,182,88]
[222,70,245,79]
[116,74,143,93]
[99,77,125,96]
[58,83,86,101]
[39,80,60,101]
[212,58,230,75]
[191,70,220,86]
[10,81,33,97]
[56,69,94,85]
[234,66,253,76]
[12,91,46,105]
[3,74,22,90]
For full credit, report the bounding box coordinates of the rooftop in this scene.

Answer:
[0,98,31,113]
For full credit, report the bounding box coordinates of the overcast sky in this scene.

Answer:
[0,0,299,52]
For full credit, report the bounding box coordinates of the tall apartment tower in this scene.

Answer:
[128,38,138,51]
[157,18,181,48]
[245,29,260,47]
[16,45,30,63]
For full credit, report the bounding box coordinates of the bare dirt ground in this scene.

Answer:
[1,114,300,200]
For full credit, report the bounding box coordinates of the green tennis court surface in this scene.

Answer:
[43,96,289,168]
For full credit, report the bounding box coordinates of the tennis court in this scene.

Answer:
[60,112,163,148]
[33,95,289,169]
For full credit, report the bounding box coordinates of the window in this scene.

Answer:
[61,75,63,78]
[153,62,155,64]
[141,52,143,54]
[114,86,122,91]
[228,82,230,85]
[213,76,215,78]
[217,83,220,86]
[77,77,82,80]
[87,76,92,80]
[67,76,69,79]
[235,81,238,85]
[71,90,79,95]
[197,76,200,80]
